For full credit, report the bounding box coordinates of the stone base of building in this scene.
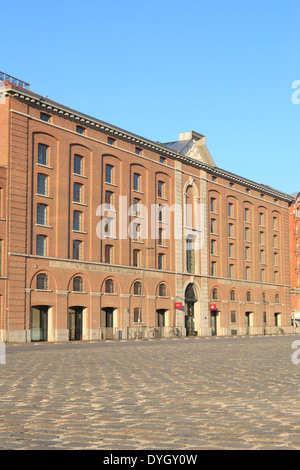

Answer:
[49,329,69,342]
[4,330,29,343]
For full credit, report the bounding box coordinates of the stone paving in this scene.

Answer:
[1,335,300,450]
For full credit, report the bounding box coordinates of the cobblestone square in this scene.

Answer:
[1,335,300,450]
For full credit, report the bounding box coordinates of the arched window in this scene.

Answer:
[275,294,280,304]
[246,291,252,302]
[159,283,166,297]
[134,281,141,295]
[105,279,114,294]
[36,273,48,290]
[73,276,83,292]
[230,290,236,301]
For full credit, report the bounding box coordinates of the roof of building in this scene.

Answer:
[2,81,294,203]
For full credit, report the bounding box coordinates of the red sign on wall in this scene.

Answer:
[175,302,183,309]
[209,304,217,311]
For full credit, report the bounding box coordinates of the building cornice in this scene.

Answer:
[5,85,294,203]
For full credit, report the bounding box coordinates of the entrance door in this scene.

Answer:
[69,307,83,340]
[245,312,252,335]
[185,302,195,336]
[274,313,281,327]
[185,284,197,336]
[101,307,115,339]
[156,309,166,327]
[210,311,217,336]
[31,306,48,341]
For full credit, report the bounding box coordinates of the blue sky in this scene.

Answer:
[2,0,300,194]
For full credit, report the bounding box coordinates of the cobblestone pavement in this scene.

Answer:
[1,335,300,450]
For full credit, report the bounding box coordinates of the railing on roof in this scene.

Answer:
[0,72,30,90]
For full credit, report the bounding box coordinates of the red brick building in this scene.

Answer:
[289,192,300,326]
[0,72,295,342]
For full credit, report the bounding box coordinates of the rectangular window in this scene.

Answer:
[229,264,234,278]
[229,223,234,237]
[229,243,234,258]
[273,217,278,230]
[158,227,164,245]
[245,208,250,222]
[274,235,278,248]
[0,240,2,276]
[260,250,265,264]
[158,253,165,270]
[37,174,48,195]
[36,235,47,256]
[74,154,83,175]
[134,307,142,323]
[40,113,50,122]
[135,147,142,155]
[158,181,165,198]
[246,266,250,280]
[245,227,250,242]
[108,137,116,146]
[274,252,279,266]
[210,197,216,212]
[158,204,164,222]
[105,164,113,184]
[73,240,82,260]
[259,213,264,226]
[245,246,250,261]
[76,125,85,134]
[37,203,47,225]
[228,203,233,217]
[104,217,114,237]
[133,249,141,267]
[261,269,265,282]
[105,245,113,264]
[160,157,166,164]
[186,238,195,273]
[211,239,217,255]
[133,223,141,241]
[38,144,48,165]
[211,261,217,276]
[211,219,216,234]
[133,173,141,191]
[73,211,82,231]
[73,182,83,203]
[105,191,113,209]
[231,311,236,323]
[133,198,141,217]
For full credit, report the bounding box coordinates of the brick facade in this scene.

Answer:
[0,79,295,342]
[289,193,300,324]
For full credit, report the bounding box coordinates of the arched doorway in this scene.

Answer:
[185,284,197,336]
